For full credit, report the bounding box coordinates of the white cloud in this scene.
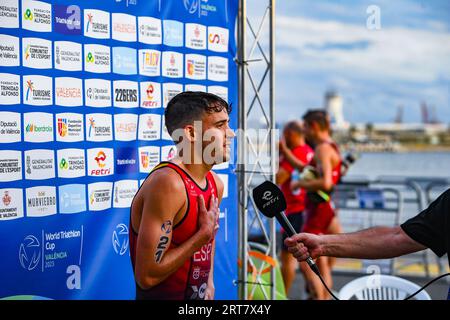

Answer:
[276,16,450,83]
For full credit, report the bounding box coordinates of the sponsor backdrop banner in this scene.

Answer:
[0,0,238,299]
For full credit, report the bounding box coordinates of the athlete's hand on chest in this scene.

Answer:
[197,195,219,245]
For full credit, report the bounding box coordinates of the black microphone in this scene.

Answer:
[252,180,320,276]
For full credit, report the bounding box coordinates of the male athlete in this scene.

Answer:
[129,92,234,300]
[291,110,343,300]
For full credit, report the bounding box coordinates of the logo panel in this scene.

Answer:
[185,54,206,80]
[112,47,137,75]
[55,77,83,107]
[138,146,160,173]
[162,51,183,78]
[22,0,52,32]
[0,188,23,220]
[24,149,55,180]
[138,113,161,141]
[0,34,20,66]
[140,81,161,109]
[186,23,206,50]
[54,41,82,71]
[0,0,19,28]
[85,113,112,142]
[114,113,137,141]
[113,80,138,108]
[55,113,84,142]
[84,44,111,73]
[138,16,162,44]
[208,26,229,52]
[58,184,86,214]
[0,73,20,105]
[56,148,85,178]
[84,9,110,39]
[53,4,81,35]
[23,75,52,106]
[113,180,138,208]
[162,82,183,108]
[85,79,111,107]
[0,150,21,181]
[112,13,136,42]
[88,182,112,211]
[87,148,114,177]
[208,56,228,82]
[163,20,183,47]
[0,111,21,143]
[25,186,57,217]
[138,49,160,77]
[23,112,53,142]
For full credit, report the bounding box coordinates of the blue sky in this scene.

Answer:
[271,0,450,124]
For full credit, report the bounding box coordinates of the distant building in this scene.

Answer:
[324,91,349,130]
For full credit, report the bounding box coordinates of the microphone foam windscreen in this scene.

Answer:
[252,181,287,217]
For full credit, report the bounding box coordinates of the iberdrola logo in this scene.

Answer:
[24,9,33,21]
[86,13,93,32]
[26,80,34,101]
[26,124,35,132]
[86,52,94,63]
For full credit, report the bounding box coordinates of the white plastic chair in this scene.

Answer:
[339,275,431,300]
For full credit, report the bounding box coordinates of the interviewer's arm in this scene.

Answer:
[285,226,427,261]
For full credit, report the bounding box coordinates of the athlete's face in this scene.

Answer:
[201,109,235,165]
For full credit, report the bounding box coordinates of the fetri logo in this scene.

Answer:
[146,84,154,99]
[94,151,106,168]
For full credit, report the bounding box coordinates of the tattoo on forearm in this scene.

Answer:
[155,220,172,263]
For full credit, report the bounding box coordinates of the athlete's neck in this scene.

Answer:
[175,159,212,187]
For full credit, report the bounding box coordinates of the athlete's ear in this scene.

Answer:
[183,124,196,143]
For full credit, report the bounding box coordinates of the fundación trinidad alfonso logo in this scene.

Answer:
[26,80,34,101]
[86,52,94,63]
[19,235,41,271]
[58,118,68,137]
[86,13,93,32]
[3,191,11,206]
[59,158,69,170]
[112,224,129,256]
[95,151,107,168]
[24,8,34,21]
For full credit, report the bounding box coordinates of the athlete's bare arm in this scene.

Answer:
[276,167,290,186]
[205,172,225,300]
[291,144,336,192]
[132,169,219,289]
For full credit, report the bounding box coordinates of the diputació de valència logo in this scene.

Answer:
[112,223,129,256]
[18,227,84,281]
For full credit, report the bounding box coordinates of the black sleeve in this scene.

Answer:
[400,188,450,258]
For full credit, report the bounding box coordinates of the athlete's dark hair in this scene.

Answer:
[164,91,232,138]
[284,121,303,135]
[302,109,330,131]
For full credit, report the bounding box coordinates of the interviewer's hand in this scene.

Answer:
[284,233,323,262]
